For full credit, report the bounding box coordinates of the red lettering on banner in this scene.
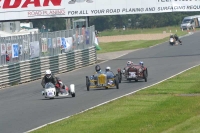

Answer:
[2,0,62,9]
[3,0,21,9]
[22,0,41,8]
[43,0,61,6]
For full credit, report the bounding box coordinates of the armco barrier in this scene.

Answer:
[0,46,96,88]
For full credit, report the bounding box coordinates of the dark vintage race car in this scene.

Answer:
[86,71,121,91]
[118,63,148,82]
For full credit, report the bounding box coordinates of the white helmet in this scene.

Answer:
[45,69,52,79]
[139,61,144,66]
[127,61,132,66]
[106,66,111,71]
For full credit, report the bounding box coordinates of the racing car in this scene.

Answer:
[86,71,120,91]
[118,61,148,82]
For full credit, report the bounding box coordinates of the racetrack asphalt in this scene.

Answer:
[0,31,200,133]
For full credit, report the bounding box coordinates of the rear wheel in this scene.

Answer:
[86,76,90,91]
[115,78,119,89]
[71,93,75,97]
[118,71,122,83]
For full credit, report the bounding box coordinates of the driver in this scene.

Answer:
[127,61,132,67]
[41,69,57,88]
[95,65,102,74]
[174,34,182,44]
[105,66,114,79]
[139,61,144,66]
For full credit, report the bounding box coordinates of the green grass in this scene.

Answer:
[97,27,190,54]
[97,38,167,54]
[32,65,200,133]
[99,26,188,36]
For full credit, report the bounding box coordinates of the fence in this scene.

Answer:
[0,25,95,66]
[0,46,96,88]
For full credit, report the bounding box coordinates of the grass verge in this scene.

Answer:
[97,27,189,54]
[32,65,200,133]
[99,26,190,36]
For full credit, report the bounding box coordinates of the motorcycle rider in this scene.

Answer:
[41,69,57,88]
[171,34,182,44]
[174,34,182,44]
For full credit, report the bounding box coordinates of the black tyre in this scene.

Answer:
[86,76,90,91]
[143,70,147,82]
[72,93,75,97]
[115,78,119,89]
[135,79,138,82]
[118,71,122,83]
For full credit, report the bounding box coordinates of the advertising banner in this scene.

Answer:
[30,41,40,58]
[41,38,47,52]
[12,43,19,58]
[1,43,6,55]
[57,37,62,47]
[1,0,200,20]
[65,37,73,52]
[52,38,57,48]
[23,40,29,54]
[6,43,12,59]
[48,38,52,48]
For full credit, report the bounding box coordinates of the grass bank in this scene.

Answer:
[99,26,189,36]
[32,65,200,133]
[97,26,190,54]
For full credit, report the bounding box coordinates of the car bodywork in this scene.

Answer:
[86,71,120,91]
[118,64,148,82]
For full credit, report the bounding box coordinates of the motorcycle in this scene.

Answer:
[169,36,182,46]
[42,82,75,99]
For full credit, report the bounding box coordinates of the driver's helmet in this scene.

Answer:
[139,61,144,66]
[95,65,101,72]
[127,61,132,66]
[105,66,111,72]
[45,69,52,79]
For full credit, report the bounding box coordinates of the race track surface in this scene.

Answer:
[1,32,200,133]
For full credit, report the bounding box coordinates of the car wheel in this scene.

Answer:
[143,71,147,82]
[115,78,119,89]
[71,93,75,97]
[86,76,90,91]
[135,79,138,82]
[118,71,122,83]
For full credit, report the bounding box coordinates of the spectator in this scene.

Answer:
[6,51,10,62]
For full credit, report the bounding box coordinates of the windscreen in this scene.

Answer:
[182,19,191,24]
[45,83,54,88]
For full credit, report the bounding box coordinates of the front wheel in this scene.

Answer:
[143,70,148,82]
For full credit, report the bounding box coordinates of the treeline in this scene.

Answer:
[30,12,200,32]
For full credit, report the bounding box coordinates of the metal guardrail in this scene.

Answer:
[0,46,96,88]
[0,25,95,66]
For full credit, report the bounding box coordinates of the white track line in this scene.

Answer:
[25,64,200,133]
